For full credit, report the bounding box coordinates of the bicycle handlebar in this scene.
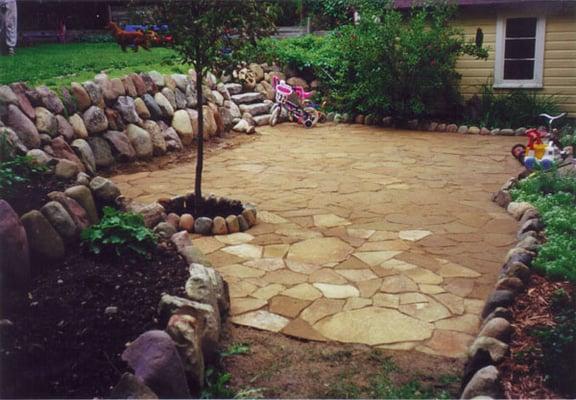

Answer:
[539,112,566,123]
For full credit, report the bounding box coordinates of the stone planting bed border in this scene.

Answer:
[458,178,544,399]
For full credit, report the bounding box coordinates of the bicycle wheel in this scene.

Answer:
[303,107,320,128]
[270,104,281,126]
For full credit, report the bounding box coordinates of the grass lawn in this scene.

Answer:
[0,42,189,88]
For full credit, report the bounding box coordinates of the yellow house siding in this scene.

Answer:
[454,8,576,117]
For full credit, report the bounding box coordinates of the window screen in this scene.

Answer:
[503,17,538,80]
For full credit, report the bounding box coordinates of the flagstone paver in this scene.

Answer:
[113,123,521,358]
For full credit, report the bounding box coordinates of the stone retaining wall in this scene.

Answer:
[458,180,544,399]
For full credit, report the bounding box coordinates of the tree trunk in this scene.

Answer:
[194,65,204,217]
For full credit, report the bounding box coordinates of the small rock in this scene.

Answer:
[41,201,79,241]
[501,261,531,283]
[148,71,165,87]
[519,208,539,226]
[130,73,148,97]
[491,190,511,208]
[71,82,91,111]
[481,290,515,318]
[468,336,508,363]
[460,365,500,399]
[110,78,126,98]
[21,210,65,261]
[142,120,167,156]
[115,96,142,124]
[83,81,104,107]
[71,139,96,175]
[515,127,526,136]
[500,128,515,136]
[102,130,136,162]
[89,176,121,204]
[54,159,79,180]
[172,110,194,145]
[212,216,227,235]
[65,185,99,224]
[506,201,534,220]
[166,213,180,230]
[481,307,512,327]
[76,172,90,186]
[83,106,108,134]
[480,127,490,135]
[126,124,153,159]
[154,222,177,239]
[446,124,458,133]
[6,104,40,148]
[237,215,249,231]
[478,317,512,342]
[56,115,75,142]
[68,114,88,139]
[140,73,158,94]
[178,213,194,232]
[88,137,115,169]
[518,218,544,236]
[34,107,58,137]
[105,306,118,315]
[110,372,158,399]
[516,235,540,252]
[166,313,205,390]
[457,125,469,134]
[154,92,174,118]
[505,247,534,267]
[241,208,257,226]
[37,86,65,114]
[494,277,524,294]
[468,126,480,135]
[225,215,240,233]
[194,217,213,235]
[26,149,51,165]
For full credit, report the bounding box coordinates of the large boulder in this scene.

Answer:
[71,139,96,175]
[148,71,165,87]
[11,87,36,120]
[115,96,142,124]
[34,107,58,137]
[0,85,19,105]
[165,314,205,390]
[59,86,78,115]
[126,124,153,159]
[6,104,40,149]
[0,200,30,287]
[162,127,184,151]
[54,159,79,180]
[143,94,163,121]
[51,136,86,172]
[82,81,104,108]
[105,108,125,132]
[20,210,65,261]
[47,192,90,231]
[71,82,92,111]
[68,114,89,139]
[154,92,175,118]
[171,74,189,92]
[41,201,79,242]
[26,149,52,165]
[174,88,188,110]
[56,115,75,142]
[203,106,217,137]
[94,73,118,104]
[65,185,99,224]
[83,106,109,134]
[172,110,194,146]
[130,73,148,97]
[134,97,151,120]
[103,130,136,161]
[122,76,138,97]
[37,86,65,114]
[89,176,121,204]
[110,373,158,399]
[87,136,115,169]
[121,330,191,399]
[110,78,126,98]
[185,85,197,108]
[142,120,167,156]
[161,87,177,109]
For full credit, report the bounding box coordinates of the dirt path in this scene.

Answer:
[113,123,522,358]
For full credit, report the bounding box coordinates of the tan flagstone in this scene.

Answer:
[251,284,286,300]
[269,295,311,318]
[258,210,289,224]
[343,297,372,311]
[373,293,400,308]
[444,278,475,297]
[275,226,323,240]
[357,278,382,297]
[301,298,345,324]
[353,251,402,267]
[334,256,373,270]
[335,269,378,282]
[218,264,266,279]
[369,231,399,241]
[206,251,245,266]
[403,268,444,285]
[309,269,348,284]
[380,275,418,293]
[435,314,480,334]
[313,283,360,299]
[230,297,268,315]
[420,329,474,358]
[464,298,485,314]
[377,342,419,351]
[399,230,433,241]
[346,228,375,239]
[313,214,351,228]
[263,244,290,258]
[243,257,285,272]
[379,259,419,272]
[285,259,323,274]
[263,270,308,285]
[357,240,410,252]
[231,310,290,332]
[216,232,255,245]
[314,307,433,345]
[282,283,323,301]
[222,244,263,259]
[398,297,451,322]
[420,284,446,295]
[282,318,327,341]
[228,281,258,298]
[437,259,482,278]
[287,237,353,264]
[400,292,429,305]
[191,236,225,254]
[434,293,465,315]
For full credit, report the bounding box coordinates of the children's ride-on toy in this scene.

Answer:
[511,113,567,170]
[270,76,319,128]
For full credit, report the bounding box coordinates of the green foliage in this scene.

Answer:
[201,368,235,399]
[0,131,48,196]
[81,206,157,259]
[74,33,116,43]
[254,2,487,121]
[530,290,576,396]
[221,343,251,357]
[512,171,576,282]
[465,84,562,129]
[559,125,576,149]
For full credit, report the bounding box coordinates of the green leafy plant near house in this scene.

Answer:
[81,206,157,259]
[511,170,576,282]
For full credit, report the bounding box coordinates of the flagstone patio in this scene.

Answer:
[113,123,522,358]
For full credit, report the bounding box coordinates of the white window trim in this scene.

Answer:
[494,14,546,89]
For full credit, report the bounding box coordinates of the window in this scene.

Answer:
[495,15,546,88]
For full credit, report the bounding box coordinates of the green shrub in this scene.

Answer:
[559,125,576,149]
[465,84,562,129]
[512,171,576,282]
[81,206,157,259]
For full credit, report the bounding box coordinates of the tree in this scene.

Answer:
[153,0,276,214]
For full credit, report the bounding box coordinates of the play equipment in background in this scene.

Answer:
[511,113,567,170]
[270,76,320,129]
[107,22,172,51]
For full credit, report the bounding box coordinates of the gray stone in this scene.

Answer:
[0,200,30,286]
[500,129,515,136]
[194,217,213,235]
[126,124,153,159]
[162,127,184,151]
[36,86,65,114]
[186,263,218,306]
[460,366,500,399]
[174,88,188,110]
[515,127,526,136]
[170,231,192,255]
[102,130,136,162]
[148,71,165,87]
[446,124,458,133]
[76,172,90,186]
[56,115,75,142]
[134,97,151,120]
[153,222,177,239]
[457,125,469,134]
[89,176,121,204]
[481,290,515,318]
[122,76,138,97]
[54,159,80,179]
[47,192,90,231]
[516,235,540,252]
[237,214,249,231]
[21,210,65,261]
[143,94,163,120]
[211,90,224,106]
[505,247,534,266]
[110,372,158,399]
[491,190,511,208]
[231,92,263,104]
[143,120,167,156]
[121,330,191,399]
[490,128,500,135]
[34,107,58,137]
[115,96,141,124]
[161,87,177,109]
[165,314,205,390]
[468,336,508,363]
[71,82,92,111]
[171,74,189,92]
[83,106,108,134]
[82,81,104,107]
[139,73,158,94]
[39,134,52,146]
[6,104,40,148]
[519,208,539,226]
[110,78,126,98]
[518,218,544,236]
[253,114,271,126]
[125,202,166,228]
[130,73,148,97]
[0,85,18,105]
[239,102,271,116]
[94,74,118,104]
[481,307,512,327]
[468,126,480,135]
[41,201,78,241]
[71,139,96,175]
[478,317,512,342]
[69,114,88,139]
[155,92,175,118]
[88,136,115,169]
[2,127,27,154]
[506,201,534,220]
[224,83,242,95]
[26,149,51,165]
[51,136,85,172]
[65,185,99,224]
[502,261,531,283]
[181,246,211,266]
[495,277,524,294]
[185,85,198,108]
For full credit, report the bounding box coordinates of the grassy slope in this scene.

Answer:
[0,43,189,88]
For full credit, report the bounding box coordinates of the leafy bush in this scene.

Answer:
[81,206,157,259]
[464,84,562,129]
[558,125,576,149]
[0,130,48,196]
[252,1,487,121]
[512,171,576,282]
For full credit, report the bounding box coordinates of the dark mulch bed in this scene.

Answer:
[0,243,189,399]
[1,174,72,216]
[500,274,575,399]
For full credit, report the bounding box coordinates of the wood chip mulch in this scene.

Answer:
[499,274,574,399]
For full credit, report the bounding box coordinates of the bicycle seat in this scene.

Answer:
[539,113,566,123]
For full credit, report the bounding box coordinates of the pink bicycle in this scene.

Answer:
[270,76,319,128]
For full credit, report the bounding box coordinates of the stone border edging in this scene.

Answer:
[458,180,544,399]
